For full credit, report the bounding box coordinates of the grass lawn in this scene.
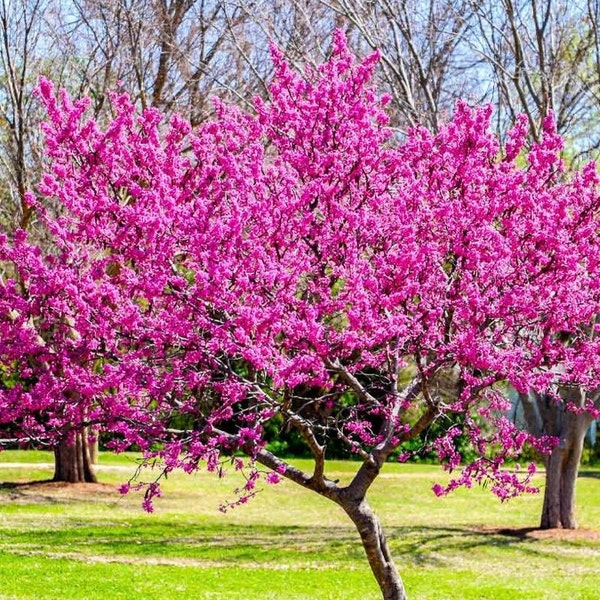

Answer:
[0,451,599,599]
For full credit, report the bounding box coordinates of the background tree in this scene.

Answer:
[323,0,479,132]
[0,0,102,482]
[0,0,52,231]
[519,387,600,528]
[470,0,600,157]
[469,0,600,527]
[60,0,278,122]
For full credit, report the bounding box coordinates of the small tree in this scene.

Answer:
[3,32,600,599]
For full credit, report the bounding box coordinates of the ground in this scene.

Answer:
[1,454,599,599]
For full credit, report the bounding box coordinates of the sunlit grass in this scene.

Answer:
[1,450,599,599]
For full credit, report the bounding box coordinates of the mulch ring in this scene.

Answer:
[475,525,600,542]
[0,479,119,503]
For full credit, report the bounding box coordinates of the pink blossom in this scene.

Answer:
[266,472,281,484]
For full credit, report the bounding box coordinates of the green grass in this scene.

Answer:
[1,451,600,599]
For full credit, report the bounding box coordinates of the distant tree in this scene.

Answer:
[324,0,478,132]
[471,0,600,157]
[4,32,600,599]
[59,0,269,123]
[0,0,100,482]
[518,386,600,528]
[470,0,600,528]
[0,0,52,231]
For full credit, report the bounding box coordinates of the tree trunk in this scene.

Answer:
[89,431,99,465]
[540,411,591,529]
[519,387,595,530]
[341,498,407,600]
[53,429,97,483]
[248,425,408,598]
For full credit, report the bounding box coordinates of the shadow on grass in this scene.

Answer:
[1,476,596,570]
[495,527,539,539]
[0,480,54,488]
[0,479,118,506]
[0,479,66,505]
[387,524,553,567]
[0,511,565,569]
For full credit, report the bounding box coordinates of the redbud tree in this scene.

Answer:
[3,32,600,599]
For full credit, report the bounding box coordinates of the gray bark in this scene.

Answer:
[339,496,407,600]
[520,389,593,529]
[540,409,591,529]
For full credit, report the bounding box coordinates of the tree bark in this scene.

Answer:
[540,410,591,529]
[341,497,407,600]
[248,440,408,599]
[53,429,97,483]
[89,430,99,465]
[519,387,595,530]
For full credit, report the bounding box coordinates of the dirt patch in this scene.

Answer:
[0,480,119,503]
[21,481,118,495]
[476,525,600,542]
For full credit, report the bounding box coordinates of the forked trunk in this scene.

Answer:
[342,498,407,600]
[53,429,97,483]
[520,388,595,530]
[248,425,408,598]
[540,411,591,529]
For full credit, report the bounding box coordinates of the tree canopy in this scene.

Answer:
[3,31,600,598]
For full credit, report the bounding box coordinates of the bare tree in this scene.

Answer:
[0,0,53,231]
[471,0,600,158]
[321,0,479,132]
[60,1,269,124]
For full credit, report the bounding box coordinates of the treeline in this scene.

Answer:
[2,0,600,234]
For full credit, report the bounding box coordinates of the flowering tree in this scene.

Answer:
[3,32,600,599]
